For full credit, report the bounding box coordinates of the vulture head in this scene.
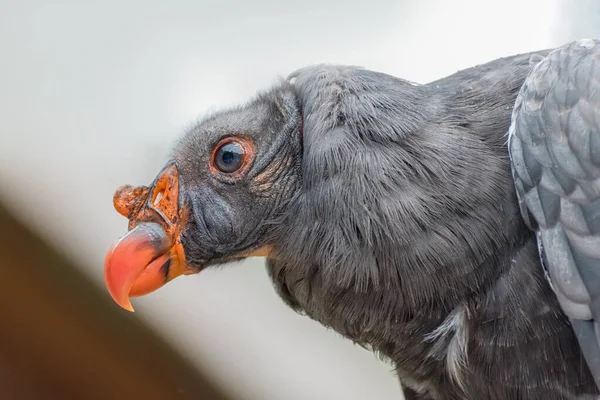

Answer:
[104,65,513,336]
[104,81,304,311]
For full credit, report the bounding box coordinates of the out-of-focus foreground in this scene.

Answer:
[0,204,232,400]
[0,1,599,399]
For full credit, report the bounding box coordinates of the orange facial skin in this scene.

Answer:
[104,163,191,312]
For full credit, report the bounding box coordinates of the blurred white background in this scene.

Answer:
[0,1,598,399]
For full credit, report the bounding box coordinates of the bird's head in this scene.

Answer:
[104,82,303,311]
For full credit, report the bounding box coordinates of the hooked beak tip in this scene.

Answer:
[103,223,171,312]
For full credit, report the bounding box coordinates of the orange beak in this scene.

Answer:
[104,163,190,312]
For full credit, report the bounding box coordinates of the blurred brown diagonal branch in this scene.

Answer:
[0,202,235,400]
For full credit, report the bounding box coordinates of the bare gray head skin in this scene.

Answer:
[172,81,303,266]
[121,53,598,399]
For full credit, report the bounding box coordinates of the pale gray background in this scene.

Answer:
[1,1,598,399]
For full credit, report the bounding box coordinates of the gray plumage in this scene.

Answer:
[509,38,600,392]
[163,41,600,399]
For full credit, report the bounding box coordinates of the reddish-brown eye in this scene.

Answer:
[210,137,252,175]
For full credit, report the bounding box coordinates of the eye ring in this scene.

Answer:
[209,136,254,178]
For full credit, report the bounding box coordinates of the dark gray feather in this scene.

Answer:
[267,50,598,398]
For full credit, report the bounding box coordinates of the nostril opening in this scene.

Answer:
[153,190,164,206]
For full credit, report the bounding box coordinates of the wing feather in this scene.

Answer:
[509,38,600,387]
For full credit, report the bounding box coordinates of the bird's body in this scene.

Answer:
[268,52,597,399]
[104,41,600,399]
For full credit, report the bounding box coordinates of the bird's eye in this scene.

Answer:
[210,137,252,175]
[215,142,244,173]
